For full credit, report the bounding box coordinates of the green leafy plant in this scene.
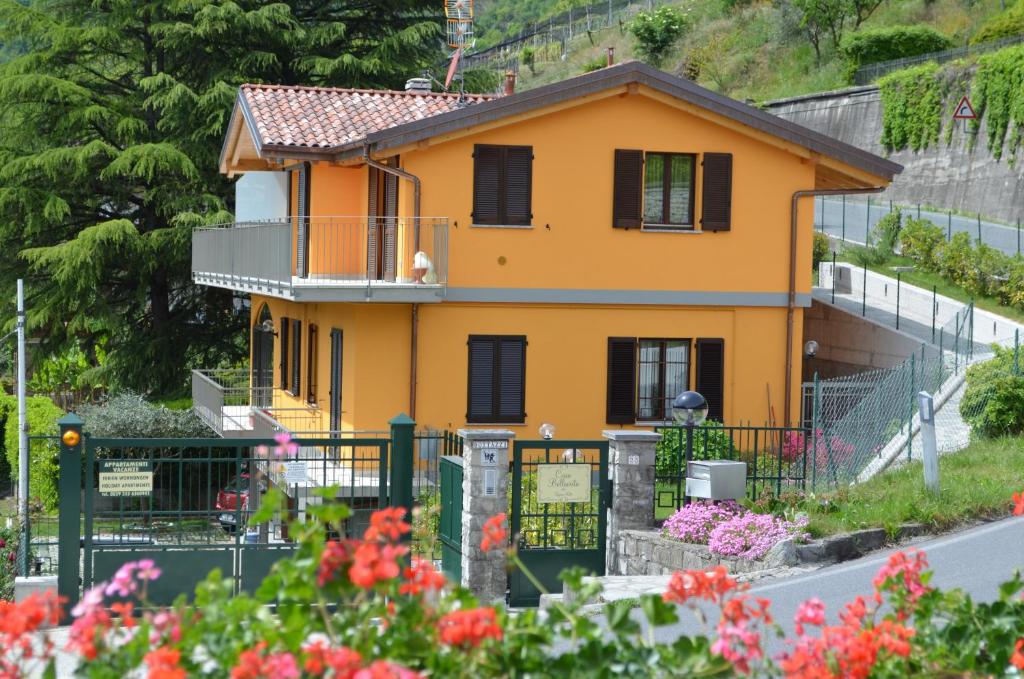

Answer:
[961,348,1024,437]
[656,423,737,478]
[812,231,832,269]
[841,26,952,81]
[75,391,210,438]
[873,209,902,256]
[898,217,945,270]
[581,55,606,73]
[0,394,63,510]
[0,522,18,601]
[628,5,690,67]
[972,44,1024,162]
[520,46,536,74]
[878,63,944,152]
[971,3,1024,44]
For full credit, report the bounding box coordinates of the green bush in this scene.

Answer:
[961,244,1012,298]
[812,231,831,269]
[873,209,902,256]
[520,46,536,74]
[841,26,953,80]
[0,394,64,511]
[581,56,606,73]
[656,423,736,478]
[937,231,974,285]
[628,5,690,67]
[960,347,1024,437]
[971,4,1024,45]
[0,522,18,601]
[76,391,210,438]
[899,217,945,270]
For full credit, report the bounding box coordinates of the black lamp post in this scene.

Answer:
[672,391,708,506]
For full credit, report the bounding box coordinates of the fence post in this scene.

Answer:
[862,263,868,317]
[1015,328,1020,376]
[458,429,514,602]
[866,197,871,235]
[896,272,901,330]
[842,194,846,241]
[931,286,937,342]
[977,213,982,244]
[389,413,415,522]
[968,301,974,361]
[57,413,84,620]
[604,430,660,575]
[1017,218,1021,256]
[811,373,820,491]
[947,211,952,241]
[831,252,837,303]
[938,328,944,384]
[916,203,920,220]
[907,352,915,461]
[954,311,960,375]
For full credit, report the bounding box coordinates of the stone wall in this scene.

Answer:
[765,86,1024,225]
[614,530,777,577]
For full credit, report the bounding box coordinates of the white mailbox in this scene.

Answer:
[685,460,747,501]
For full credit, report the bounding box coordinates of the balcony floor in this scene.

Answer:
[193,272,446,303]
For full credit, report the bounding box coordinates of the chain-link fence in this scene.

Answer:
[853,34,1024,85]
[805,302,1021,490]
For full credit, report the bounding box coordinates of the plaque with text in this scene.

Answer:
[536,464,591,504]
[98,460,154,497]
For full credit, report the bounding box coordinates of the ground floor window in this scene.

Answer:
[467,335,527,423]
[636,339,690,421]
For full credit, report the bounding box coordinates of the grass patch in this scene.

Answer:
[836,253,1024,326]
[802,436,1024,538]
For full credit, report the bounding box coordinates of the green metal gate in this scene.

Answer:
[438,456,464,581]
[509,439,609,608]
[57,416,389,610]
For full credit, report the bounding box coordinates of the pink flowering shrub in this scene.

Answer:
[708,512,809,560]
[782,430,856,470]
[662,500,742,543]
[663,501,807,560]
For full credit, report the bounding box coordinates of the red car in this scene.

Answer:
[216,474,264,532]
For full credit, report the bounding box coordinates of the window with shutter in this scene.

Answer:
[606,338,637,424]
[296,162,310,276]
[472,145,532,226]
[612,149,643,229]
[696,339,725,421]
[637,339,690,421]
[329,329,343,432]
[290,319,301,396]
[700,153,733,232]
[280,318,290,391]
[642,153,695,228]
[467,335,527,423]
[307,324,318,405]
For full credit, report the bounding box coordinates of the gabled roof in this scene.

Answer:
[222,61,901,185]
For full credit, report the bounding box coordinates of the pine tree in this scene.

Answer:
[0,0,441,395]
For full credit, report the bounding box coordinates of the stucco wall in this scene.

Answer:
[765,86,1024,224]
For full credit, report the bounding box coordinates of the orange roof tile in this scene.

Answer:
[240,84,496,150]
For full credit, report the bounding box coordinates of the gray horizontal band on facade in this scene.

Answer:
[444,288,812,307]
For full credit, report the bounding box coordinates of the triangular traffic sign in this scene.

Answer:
[952,94,977,120]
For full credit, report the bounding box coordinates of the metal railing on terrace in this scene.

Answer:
[192,369,320,437]
[191,217,448,300]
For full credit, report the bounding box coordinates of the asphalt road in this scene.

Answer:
[817,197,1024,256]
[646,515,1024,657]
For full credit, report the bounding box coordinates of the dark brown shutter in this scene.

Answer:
[296,162,310,276]
[329,329,343,431]
[700,153,732,232]
[612,149,644,229]
[497,338,526,420]
[472,145,501,225]
[696,338,725,422]
[606,337,637,424]
[383,165,398,282]
[367,165,378,278]
[504,146,533,226]
[306,324,318,404]
[279,317,290,391]
[291,319,302,396]
[467,337,496,422]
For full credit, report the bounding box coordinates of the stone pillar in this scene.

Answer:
[457,429,515,604]
[603,430,660,576]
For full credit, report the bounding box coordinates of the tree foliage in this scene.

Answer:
[628,5,691,68]
[792,0,886,63]
[841,25,952,80]
[0,0,442,396]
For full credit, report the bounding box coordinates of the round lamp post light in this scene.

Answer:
[671,391,707,506]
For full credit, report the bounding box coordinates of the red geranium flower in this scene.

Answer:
[302,641,362,678]
[352,660,423,679]
[1011,638,1024,670]
[317,539,359,587]
[364,507,412,543]
[663,566,742,605]
[400,558,447,596]
[144,647,185,679]
[349,542,409,589]
[437,607,503,648]
[1012,491,1024,517]
[480,513,507,552]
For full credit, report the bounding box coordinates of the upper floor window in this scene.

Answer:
[643,153,695,227]
[472,144,533,227]
[613,150,732,232]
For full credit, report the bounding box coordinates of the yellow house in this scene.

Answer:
[192,62,900,438]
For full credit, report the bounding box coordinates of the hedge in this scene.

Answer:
[841,26,952,80]
[971,4,1024,45]
[0,394,64,511]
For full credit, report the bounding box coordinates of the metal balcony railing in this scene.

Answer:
[191,217,448,299]
[192,369,320,436]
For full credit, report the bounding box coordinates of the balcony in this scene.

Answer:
[191,217,448,303]
[192,369,323,437]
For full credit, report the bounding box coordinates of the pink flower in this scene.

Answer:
[72,585,105,618]
[104,563,138,598]
[136,559,162,581]
[794,597,826,636]
[274,432,299,458]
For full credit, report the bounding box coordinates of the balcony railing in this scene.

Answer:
[192,369,320,437]
[192,217,448,302]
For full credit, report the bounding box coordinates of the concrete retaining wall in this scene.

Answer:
[614,530,774,576]
[803,298,923,381]
[765,87,1024,224]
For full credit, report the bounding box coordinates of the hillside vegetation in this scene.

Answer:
[475,0,1013,102]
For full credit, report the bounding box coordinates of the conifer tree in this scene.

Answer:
[0,0,441,395]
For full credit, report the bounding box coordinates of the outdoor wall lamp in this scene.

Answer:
[804,340,819,358]
[260,319,278,336]
[539,423,556,440]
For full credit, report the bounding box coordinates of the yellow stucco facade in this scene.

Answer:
[227,78,894,438]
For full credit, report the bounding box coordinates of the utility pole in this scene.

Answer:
[17,279,27,525]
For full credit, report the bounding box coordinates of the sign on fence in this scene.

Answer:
[98,460,153,497]
[536,464,591,503]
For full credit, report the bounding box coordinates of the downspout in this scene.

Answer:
[363,145,423,419]
[785,186,885,429]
